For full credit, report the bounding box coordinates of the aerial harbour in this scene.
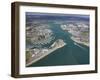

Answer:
[26,12,90,67]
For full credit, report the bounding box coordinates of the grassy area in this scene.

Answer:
[81,32,88,36]
[26,51,32,62]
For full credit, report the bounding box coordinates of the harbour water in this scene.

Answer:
[28,23,89,67]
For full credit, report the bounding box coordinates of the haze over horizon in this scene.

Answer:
[26,12,90,21]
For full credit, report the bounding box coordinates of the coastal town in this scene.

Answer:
[26,20,89,66]
[26,23,55,46]
[26,38,66,66]
[61,22,89,46]
[26,22,66,66]
[26,16,89,66]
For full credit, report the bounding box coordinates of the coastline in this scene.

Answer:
[71,37,89,47]
[26,40,66,66]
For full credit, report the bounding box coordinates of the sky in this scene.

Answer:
[26,12,90,21]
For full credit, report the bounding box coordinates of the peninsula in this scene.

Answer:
[26,39,66,66]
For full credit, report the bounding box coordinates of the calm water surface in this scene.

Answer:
[28,23,89,67]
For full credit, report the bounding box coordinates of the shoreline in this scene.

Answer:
[26,40,66,66]
[71,37,89,47]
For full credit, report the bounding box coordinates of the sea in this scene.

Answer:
[28,22,89,67]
